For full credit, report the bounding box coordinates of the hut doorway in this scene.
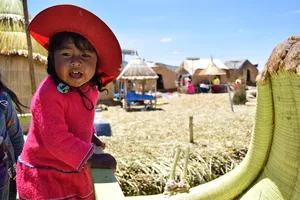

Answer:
[157,74,164,90]
[247,69,251,82]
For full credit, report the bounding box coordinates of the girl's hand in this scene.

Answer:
[91,134,106,149]
[99,141,106,149]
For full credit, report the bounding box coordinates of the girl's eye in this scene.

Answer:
[61,53,71,56]
[82,54,91,58]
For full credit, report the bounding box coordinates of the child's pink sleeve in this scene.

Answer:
[33,90,95,171]
[92,125,96,134]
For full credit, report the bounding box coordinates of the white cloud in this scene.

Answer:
[160,38,172,42]
[172,51,178,54]
[284,10,300,15]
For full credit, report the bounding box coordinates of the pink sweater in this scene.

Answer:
[17,76,98,200]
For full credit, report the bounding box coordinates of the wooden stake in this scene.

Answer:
[154,79,157,108]
[227,84,234,112]
[189,116,193,143]
[22,0,36,95]
[124,81,127,110]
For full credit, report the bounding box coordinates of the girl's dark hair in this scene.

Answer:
[47,32,106,92]
[0,77,27,114]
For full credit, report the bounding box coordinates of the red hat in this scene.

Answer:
[28,4,122,85]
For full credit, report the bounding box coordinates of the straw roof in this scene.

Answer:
[0,0,47,63]
[178,58,228,75]
[117,56,158,80]
[176,62,189,75]
[146,61,178,72]
[198,60,226,76]
[224,59,257,70]
[0,0,24,16]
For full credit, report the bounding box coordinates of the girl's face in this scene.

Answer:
[53,39,97,87]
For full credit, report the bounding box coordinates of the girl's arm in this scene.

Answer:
[91,134,105,149]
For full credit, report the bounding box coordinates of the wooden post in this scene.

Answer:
[142,80,145,94]
[22,0,36,95]
[189,116,193,143]
[227,84,234,112]
[117,80,120,98]
[154,79,157,108]
[124,81,127,110]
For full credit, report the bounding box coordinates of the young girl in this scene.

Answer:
[0,75,26,200]
[16,4,122,200]
[187,79,195,94]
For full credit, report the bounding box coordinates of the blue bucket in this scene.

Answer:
[94,122,112,137]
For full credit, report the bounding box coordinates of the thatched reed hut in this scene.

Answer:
[146,61,177,91]
[117,56,158,107]
[0,0,48,109]
[117,56,158,93]
[177,58,228,85]
[224,59,259,84]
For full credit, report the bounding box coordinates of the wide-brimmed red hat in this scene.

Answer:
[28,4,122,85]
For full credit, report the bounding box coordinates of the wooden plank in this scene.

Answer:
[91,168,124,200]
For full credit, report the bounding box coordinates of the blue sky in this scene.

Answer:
[27,0,300,71]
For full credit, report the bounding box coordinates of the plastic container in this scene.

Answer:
[94,122,112,137]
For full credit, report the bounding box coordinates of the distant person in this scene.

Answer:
[16,5,121,200]
[0,74,26,200]
[200,82,209,93]
[212,77,221,93]
[188,75,192,83]
[235,78,242,89]
[212,77,220,85]
[187,79,195,94]
[180,75,184,87]
[184,76,191,87]
[176,75,182,92]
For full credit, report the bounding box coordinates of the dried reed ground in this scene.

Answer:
[98,93,256,196]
